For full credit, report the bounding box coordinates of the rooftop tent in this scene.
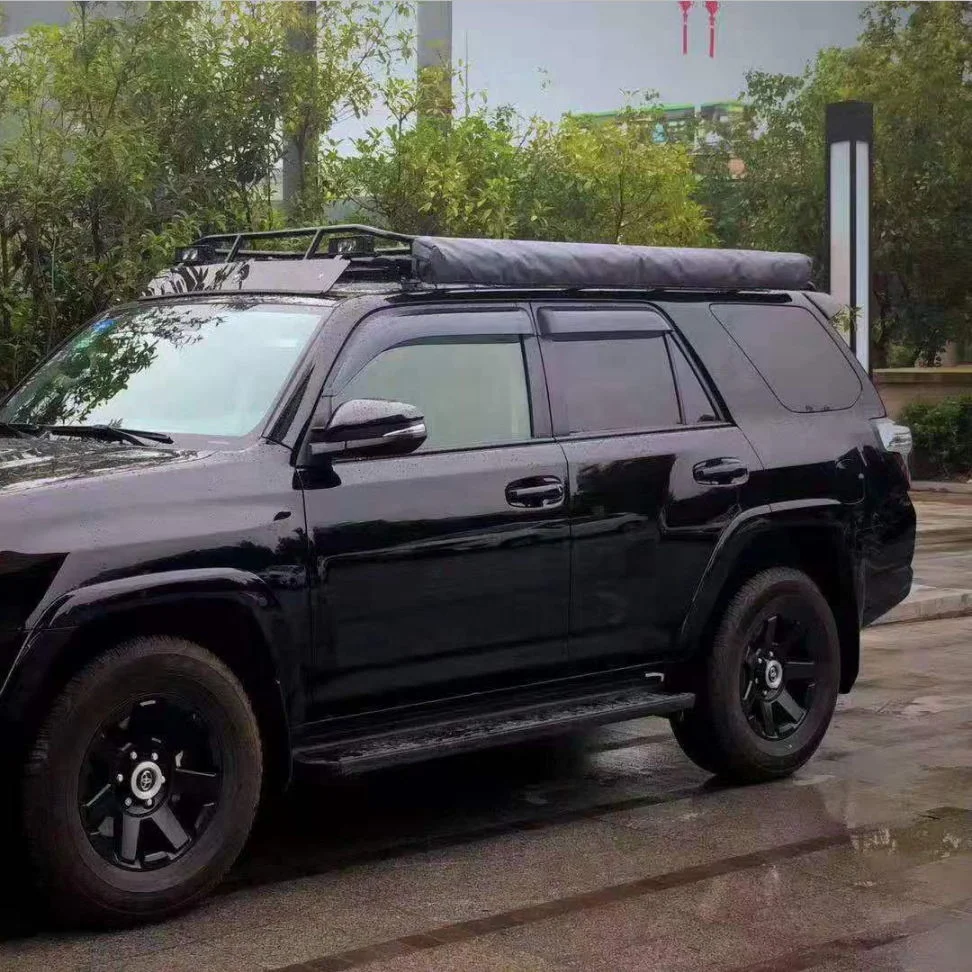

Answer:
[411,237,813,292]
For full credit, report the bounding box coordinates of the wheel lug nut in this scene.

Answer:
[151,752,159,762]
[159,775,166,784]
[124,797,133,807]
[131,751,138,760]
[145,798,153,808]
[116,774,124,783]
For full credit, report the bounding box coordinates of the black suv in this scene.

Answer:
[0,227,915,926]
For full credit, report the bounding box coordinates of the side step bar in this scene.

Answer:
[294,686,695,777]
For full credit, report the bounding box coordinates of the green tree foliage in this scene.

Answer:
[0,0,408,392]
[346,95,710,245]
[705,2,972,365]
[900,396,972,479]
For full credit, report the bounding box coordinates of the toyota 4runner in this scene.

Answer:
[0,226,915,926]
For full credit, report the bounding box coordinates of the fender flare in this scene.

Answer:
[1,569,296,770]
[677,503,861,690]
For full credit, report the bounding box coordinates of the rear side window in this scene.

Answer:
[538,307,679,434]
[710,304,862,413]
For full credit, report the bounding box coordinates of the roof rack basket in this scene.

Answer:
[178,225,415,265]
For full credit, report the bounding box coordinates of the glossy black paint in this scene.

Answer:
[559,424,761,668]
[0,434,310,736]
[0,287,915,766]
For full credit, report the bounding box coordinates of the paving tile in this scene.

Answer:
[0,921,196,972]
[775,911,972,972]
[106,943,259,972]
[893,854,972,906]
[362,938,567,971]
[339,818,668,924]
[209,903,421,969]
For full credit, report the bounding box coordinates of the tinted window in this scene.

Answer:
[545,334,680,434]
[668,339,719,424]
[0,302,326,437]
[335,339,531,451]
[710,304,862,412]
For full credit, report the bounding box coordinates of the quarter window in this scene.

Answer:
[335,339,532,452]
[711,304,862,413]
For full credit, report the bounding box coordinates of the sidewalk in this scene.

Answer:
[873,495,972,625]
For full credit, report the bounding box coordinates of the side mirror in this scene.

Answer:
[307,398,427,461]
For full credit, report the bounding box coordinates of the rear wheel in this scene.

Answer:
[22,636,262,927]
[671,568,840,783]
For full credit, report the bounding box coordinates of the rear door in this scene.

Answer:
[535,302,761,668]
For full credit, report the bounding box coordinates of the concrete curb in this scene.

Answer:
[872,589,972,626]
[911,480,972,496]
[917,527,972,549]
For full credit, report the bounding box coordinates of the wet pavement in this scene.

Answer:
[1,616,970,972]
[878,499,972,623]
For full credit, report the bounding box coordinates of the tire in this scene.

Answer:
[22,636,263,928]
[670,568,840,784]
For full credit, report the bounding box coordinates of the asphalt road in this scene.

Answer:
[1,617,970,972]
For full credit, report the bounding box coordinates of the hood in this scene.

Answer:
[0,435,204,495]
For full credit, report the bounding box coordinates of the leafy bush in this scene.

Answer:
[900,396,972,480]
[0,0,410,395]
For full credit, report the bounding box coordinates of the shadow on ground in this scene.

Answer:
[1,730,715,939]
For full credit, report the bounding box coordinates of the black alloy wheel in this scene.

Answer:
[739,607,821,741]
[79,696,222,871]
[670,567,840,783]
[23,636,262,927]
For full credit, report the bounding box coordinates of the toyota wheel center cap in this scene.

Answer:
[130,761,164,801]
[765,660,784,691]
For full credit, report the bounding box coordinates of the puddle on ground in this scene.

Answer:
[850,807,972,863]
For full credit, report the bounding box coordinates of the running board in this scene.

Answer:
[293,686,695,777]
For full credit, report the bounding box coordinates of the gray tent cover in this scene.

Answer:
[412,236,812,291]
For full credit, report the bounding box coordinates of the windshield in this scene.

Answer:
[0,300,328,439]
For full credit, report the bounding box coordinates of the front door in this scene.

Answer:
[535,301,761,667]
[299,303,571,721]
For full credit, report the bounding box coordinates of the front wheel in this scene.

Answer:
[671,568,841,783]
[22,636,263,927]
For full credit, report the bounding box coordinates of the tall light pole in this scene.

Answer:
[826,101,874,374]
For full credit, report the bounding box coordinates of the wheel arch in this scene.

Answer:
[678,508,861,693]
[2,571,295,795]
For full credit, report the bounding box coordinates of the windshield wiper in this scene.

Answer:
[44,424,174,446]
[0,421,36,440]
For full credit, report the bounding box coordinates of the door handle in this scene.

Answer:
[693,457,749,486]
[506,476,565,509]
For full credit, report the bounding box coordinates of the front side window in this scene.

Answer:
[1,300,328,438]
[335,339,532,452]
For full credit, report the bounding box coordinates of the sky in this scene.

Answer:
[455,1,866,113]
[0,1,869,141]
[332,0,867,143]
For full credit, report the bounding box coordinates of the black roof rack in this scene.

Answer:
[141,224,814,300]
[184,224,415,263]
[142,225,418,299]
